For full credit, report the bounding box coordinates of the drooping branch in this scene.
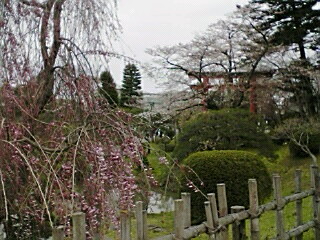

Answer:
[20,0,45,9]
[0,0,149,237]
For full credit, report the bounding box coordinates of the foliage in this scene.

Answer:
[147,113,176,140]
[99,70,119,106]
[0,81,155,238]
[164,140,176,153]
[274,118,320,160]
[146,14,279,113]
[173,109,275,161]
[248,0,320,59]
[146,20,246,111]
[121,106,144,115]
[277,61,320,118]
[0,0,151,238]
[244,1,320,118]
[120,64,143,106]
[146,3,319,118]
[289,135,320,158]
[181,150,272,224]
[107,144,315,239]
[144,143,172,188]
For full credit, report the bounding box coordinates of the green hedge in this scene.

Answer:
[173,109,275,161]
[181,150,272,224]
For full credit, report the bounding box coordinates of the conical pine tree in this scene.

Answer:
[120,63,142,106]
[99,70,119,106]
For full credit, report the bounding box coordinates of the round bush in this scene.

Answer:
[173,109,275,161]
[181,150,272,224]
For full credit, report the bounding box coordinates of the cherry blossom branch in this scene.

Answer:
[2,140,53,228]
[19,125,67,211]
[0,169,8,222]
[71,126,85,213]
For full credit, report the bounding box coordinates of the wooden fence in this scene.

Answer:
[4,165,320,240]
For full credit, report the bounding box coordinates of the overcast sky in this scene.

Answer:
[109,0,249,93]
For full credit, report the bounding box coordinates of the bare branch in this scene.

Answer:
[20,0,45,9]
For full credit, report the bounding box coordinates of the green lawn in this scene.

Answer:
[138,144,318,239]
[107,145,318,239]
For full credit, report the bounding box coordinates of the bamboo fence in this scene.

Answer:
[2,165,320,240]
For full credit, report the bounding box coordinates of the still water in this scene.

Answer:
[147,191,174,213]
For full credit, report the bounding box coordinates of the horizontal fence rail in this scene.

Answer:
[2,165,320,240]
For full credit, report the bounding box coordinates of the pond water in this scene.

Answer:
[147,191,175,213]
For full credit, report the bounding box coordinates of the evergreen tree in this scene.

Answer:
[99,70,119,106]
[248,0,320,118]
[249,0,319,59]
[120,63,142,106]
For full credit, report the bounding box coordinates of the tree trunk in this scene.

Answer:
[249,76,257,114]
[34,68,55,115]
[298,39,306,60]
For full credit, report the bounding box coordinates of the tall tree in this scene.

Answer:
[99,70,119,106]
[120,63,142,106]
[248,0,320,60]
[246,0,320,117]
[1,0,121,116]
[0,1,150,237]
[147,18,277,112]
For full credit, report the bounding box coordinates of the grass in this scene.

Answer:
[257,145,315,239]
[108,144,318,239]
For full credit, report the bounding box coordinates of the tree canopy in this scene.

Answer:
[147,2,319,118]
[173,109,275,161]
[248,0,320,59]
[120,63,143,106]
[99,70,119,106]
[0,1,151,238]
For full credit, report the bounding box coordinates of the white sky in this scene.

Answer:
[109,0,249,93]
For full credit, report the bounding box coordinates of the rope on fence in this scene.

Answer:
[40,164,320,240]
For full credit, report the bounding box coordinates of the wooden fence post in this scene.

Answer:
[143,210,148,240]
[136,201,145,240]
[181,193,191,228]
[311,165,320,240]
[0,224,5,240]
[274,175,285,240]
[217,184,228,240]
[249,179,260,240]
[295,169,303,240]
[72,212,86,240]
[208,193,221,240]
[205,201,216,240]
[52,226,65,240]
[120,212,131,240]
[174,199,184,239]
[231,206,246,240]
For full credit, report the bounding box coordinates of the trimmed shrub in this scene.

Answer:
[181,150,272,224]
[173,109,275,161]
